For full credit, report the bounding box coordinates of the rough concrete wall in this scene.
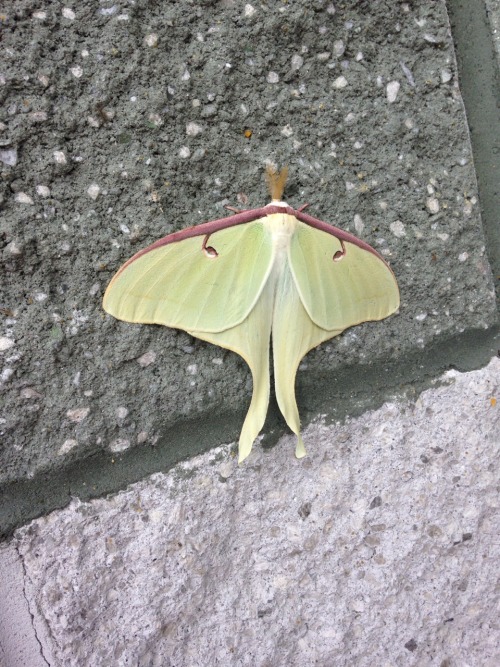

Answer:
[11,357,500,667]
[1,0,497,495]
[447,0,500,304]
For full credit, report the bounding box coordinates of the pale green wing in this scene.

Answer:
[289,221,400,331]
[190,272,276,463]
[275,219,399,458]
[272,262,344,459]
[103,221,273,333]
[103,218,276,463]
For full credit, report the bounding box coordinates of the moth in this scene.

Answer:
[103,166,400,461]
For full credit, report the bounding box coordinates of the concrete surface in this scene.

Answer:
[485,0,500,62]
[1,0,500,665]
[0,543,51,667]
[1,0,498,527]
[3,357,499,667]
[447,0,500,302]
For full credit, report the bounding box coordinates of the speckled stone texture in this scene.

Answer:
[14,357,500,667]
[0,0,497,488]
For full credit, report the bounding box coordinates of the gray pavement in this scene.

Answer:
[2,357,499,666]
[0,543,51,667]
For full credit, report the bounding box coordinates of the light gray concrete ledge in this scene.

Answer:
[0,543,52,667]
[4,357,499,667]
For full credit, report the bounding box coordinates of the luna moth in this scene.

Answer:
[103,166,399,462]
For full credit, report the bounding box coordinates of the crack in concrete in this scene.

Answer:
[13,541,51,667]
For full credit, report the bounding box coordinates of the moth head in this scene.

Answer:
[265,163,289,204]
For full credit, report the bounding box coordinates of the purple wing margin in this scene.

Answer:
[113,202,388,279]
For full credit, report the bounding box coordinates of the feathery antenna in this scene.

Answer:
[265,164,288,201]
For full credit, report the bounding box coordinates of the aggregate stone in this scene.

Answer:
[0,0,497,496]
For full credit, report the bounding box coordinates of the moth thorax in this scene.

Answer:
[266,213,297,254]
